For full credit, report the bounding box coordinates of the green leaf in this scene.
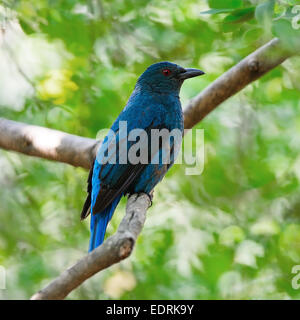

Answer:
[272,18,300,51]
[200,8,235,15]
[208,0,243,9]
[255,0,275,25]
[223,7,255,24]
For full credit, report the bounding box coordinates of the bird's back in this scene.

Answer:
[114,88,183,133]
[124,89,184,194]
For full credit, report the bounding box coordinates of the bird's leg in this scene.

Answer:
[145,190,154,207]
[127,191,153,207]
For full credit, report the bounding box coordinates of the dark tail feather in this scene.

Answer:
[89,194,122,252]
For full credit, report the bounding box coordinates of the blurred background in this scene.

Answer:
[1,0,300,299]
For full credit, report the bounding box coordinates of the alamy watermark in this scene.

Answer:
[278,1,300,30]
[96,122,205,176]
[0,265,5,290]
[291,265,300,290]
[291,5,300,30]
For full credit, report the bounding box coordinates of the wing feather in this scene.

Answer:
[80,160,94,220]
[81,101,166,219]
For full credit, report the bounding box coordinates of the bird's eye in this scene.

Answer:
[162,68,171,76]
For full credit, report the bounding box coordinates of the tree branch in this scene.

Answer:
[0,38,294,299]
[31,193,150,300]
[183,38,292,129]
[0,118,100,169]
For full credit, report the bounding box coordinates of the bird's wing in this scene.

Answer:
[81,104,164,219]
[80,160,94,220]
[92,122,162,214]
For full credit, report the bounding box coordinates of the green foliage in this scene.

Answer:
[208,0,243,10]
[0,0,300,300]
[255,0,275,25]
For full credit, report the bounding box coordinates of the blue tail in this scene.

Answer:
[89,195,122,252]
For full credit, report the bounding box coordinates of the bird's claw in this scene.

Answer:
[129,191,153,207]
[144,192,153,207]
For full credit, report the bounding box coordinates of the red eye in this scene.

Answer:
[162,68,171,76]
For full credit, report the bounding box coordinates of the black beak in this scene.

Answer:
[178,68,205,80]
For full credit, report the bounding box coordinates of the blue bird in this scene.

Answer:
[80,61,204,251]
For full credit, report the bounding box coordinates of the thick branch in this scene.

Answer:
[31,193,150,300]
[0,118,99,169]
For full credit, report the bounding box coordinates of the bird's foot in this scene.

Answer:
[144,191,153,207]
[128,191,153,207]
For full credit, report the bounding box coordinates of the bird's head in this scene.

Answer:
[136,61,205,94]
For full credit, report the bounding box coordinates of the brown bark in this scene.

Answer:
[0,118,99,169]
